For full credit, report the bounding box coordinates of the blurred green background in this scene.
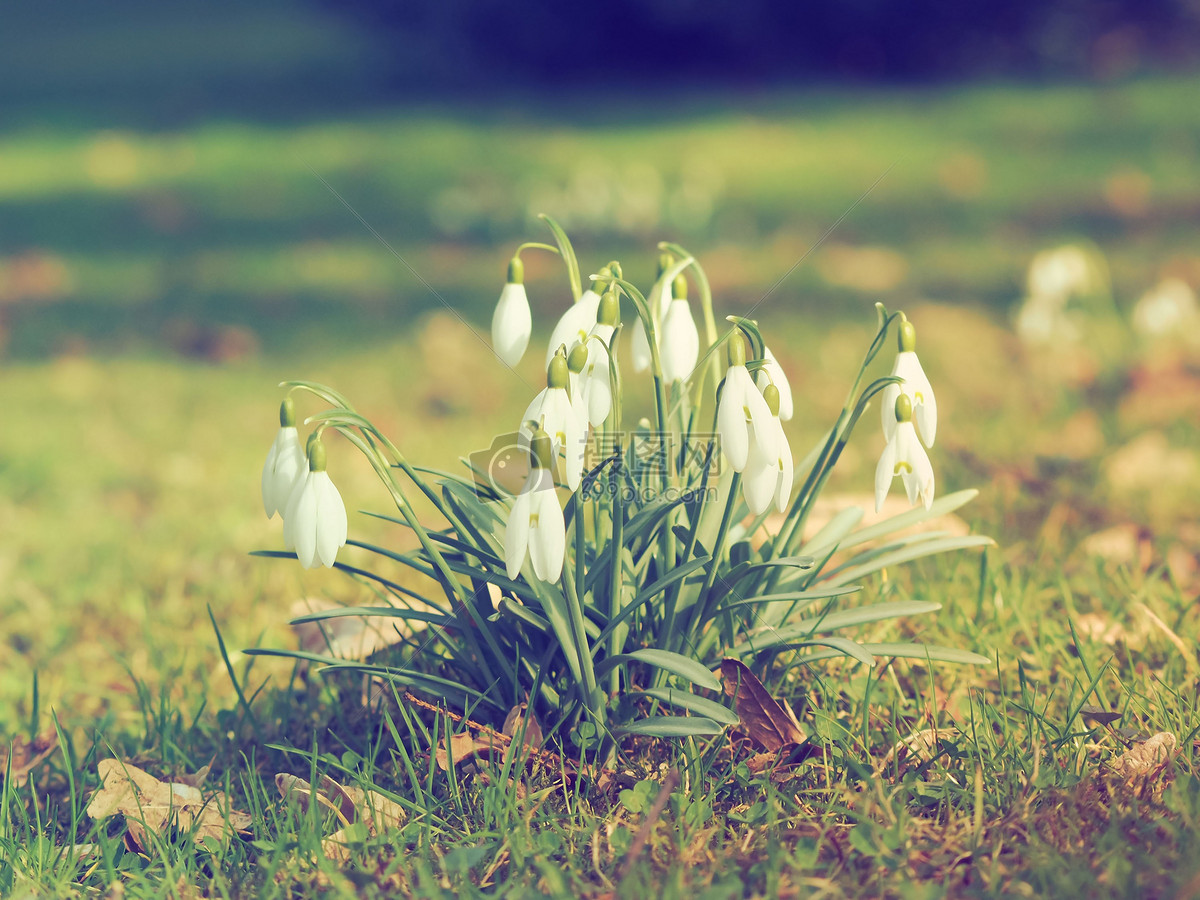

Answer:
[1,1,1198,724]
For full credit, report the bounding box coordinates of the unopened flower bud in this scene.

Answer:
[894,393,913,423]
[597,290,619,327]
[548,352,569,388]
[763,383,781,417]
[567,343,589,374]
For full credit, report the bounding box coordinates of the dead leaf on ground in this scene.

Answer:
[87,759,251,851]
[721,659,806,752]
[435,702,545,770]
[0,730,58,786]
[1080,705,1122,727]
[276,772,405,862]
[1108,732,1177,780]
[290,598,416,662]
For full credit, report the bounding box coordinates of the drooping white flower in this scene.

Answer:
[577,291,619,427]
[261,398,307,518]
[875,394,935,512]
[504,430,566,582]
[755,346,793,421]
[545,282,603,366]
[881,316,937,448]
[631,254,674,373]
[521,351,587,490]
[283,438,349,569]
[660,275,699,384]
[741,384,794,515]
[491,256,531,367]
[716,335,779,473]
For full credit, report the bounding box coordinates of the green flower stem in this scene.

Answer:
[515,241,561,257]
[538,214,582,301]
[605,329,627,696]
[564,494,602,725]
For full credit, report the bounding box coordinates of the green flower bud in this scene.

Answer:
[279,397,296,428]
[548,352,569,389]
[656,252,675,277]
[307,438,327,472]
[507,256,524,285]
[763,383,781,417]
[567,343,588,374]
[597,290,619,327]
[593,265,612,287]
[894,393,914,423]
[727,333,747,367]
[672,273,688,300]
[898,316,916,352]
[529,429,554,470]
[606,260,623,280]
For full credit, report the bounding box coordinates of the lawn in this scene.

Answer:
[2,64,1200,897]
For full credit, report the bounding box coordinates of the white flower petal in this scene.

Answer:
[717,374,750,472]
[631,318,654,373]
[491,283,532,367]
[880,381,901,442]
[529,489,565,583]
[874,436,898,512]
[262,427,306,518]
[504,490,532,579]
[287,473,321,568]
[895,352,937,447]
[742,376,780,463]
[314,473,348,567]
[545,290,601,365]
[775,432,794,513]
[660,299,700,383]
[741,437,776,516]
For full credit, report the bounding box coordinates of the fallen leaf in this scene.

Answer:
[87,759,250,850]
[1108,732,1177,780]
[721,659,806,751]
[502,702,544,751]
[290,598,415,662]
[276,773,405,861]
[0,731,58,786]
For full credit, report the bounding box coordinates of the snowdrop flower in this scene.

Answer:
[577,290,619,427]
[261,398,307,519]
[631,252,673,373]
[521,351,587,490]
[491,256,532,367]
[875,394,935,512]
[1131,278,1199,338]
[755,346,793,421]
[545,268,610,366]
[881,316,937,448]
[505,429,566,582]
[716,334,779,473]
[741,384,793,515]
[283,438,349,569]
[660,274,700,384]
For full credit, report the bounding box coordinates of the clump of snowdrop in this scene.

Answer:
[1015,244,1111,346]
[1131,278,1200,339]
[252,215,989,752]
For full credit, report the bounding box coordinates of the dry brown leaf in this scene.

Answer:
[275,772,405,861]
[87,759,251,850]
[0,730,58,786]
[290,598,415,662]
[721,659,806,752]
[1080,705,1122,727]
[502,702,544,751]
[1108,732,1177,780]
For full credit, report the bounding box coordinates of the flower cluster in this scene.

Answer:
[260,398,348,568]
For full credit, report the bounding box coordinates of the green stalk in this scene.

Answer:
[564,493,602,724]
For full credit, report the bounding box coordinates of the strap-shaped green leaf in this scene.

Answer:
[619,716,726,737]
[637,688,740,726]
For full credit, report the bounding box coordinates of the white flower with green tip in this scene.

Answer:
[741,384,794,515]
[660,274,700,384]
[881,316,936,448]
[261,398,307,519]
[875,393,935,512]
[631,253,674,373]
[755,346,793,422]
[491,256,532,367]
[521,351,587,490]
[283,438,348,568]
[545,283,602,366]
[716,335,779,473]
[505,430,566,583]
